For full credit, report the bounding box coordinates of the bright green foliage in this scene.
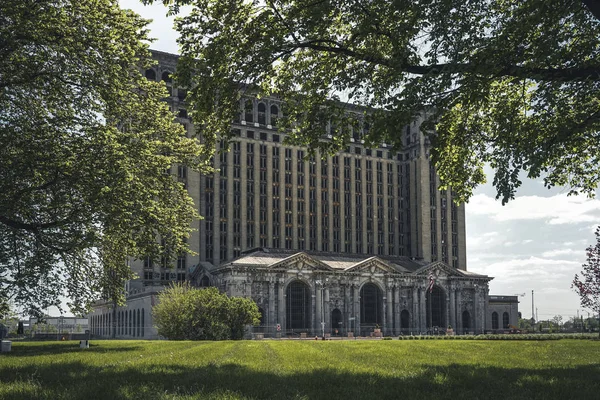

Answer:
[150,0,600,204]
[0,0,212,316]
[153,283,261,340]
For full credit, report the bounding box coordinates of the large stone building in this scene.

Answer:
[88,51,518,339]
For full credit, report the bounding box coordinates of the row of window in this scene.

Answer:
[90,308,145,337]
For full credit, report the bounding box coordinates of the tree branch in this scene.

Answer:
[290,40,600,82]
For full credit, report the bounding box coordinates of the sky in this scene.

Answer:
[118,0,599,322]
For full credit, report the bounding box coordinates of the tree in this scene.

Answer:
[226,296,262,340]
[148,0,600,204]
[0,0,211,316]
[152,283,260,340]
[572,226,600,337]
[551,315,563,332]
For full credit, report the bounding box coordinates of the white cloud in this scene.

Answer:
[474,256,580,284]
[468,193,600,225]
[541,248,582,258]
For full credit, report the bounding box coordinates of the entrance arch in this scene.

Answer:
[462,310,471,332]
[426,286,446,328]
[400,309,410,332]
[360,283,383,326]
[286,281,310,331]
[331,308,342,335]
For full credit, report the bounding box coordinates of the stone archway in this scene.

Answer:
[426,285,446,329]
[331,308,343,335]
[462,310,471,332]
[400,309,410,333]
[360,283,383,335]
[286,280,311,332]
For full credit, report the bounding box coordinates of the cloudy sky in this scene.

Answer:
[120,1,599,322]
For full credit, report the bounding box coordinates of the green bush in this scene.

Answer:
[152,283,261,340]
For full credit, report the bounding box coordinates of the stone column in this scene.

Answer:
[445,285,451,330]
[394,286,401,334]
[412,287,418,334]
[353,284,360,335]
[420,287,427,332]
[449,284,456,330]
[456,289,462,334]
[316,283,322,336]
[268,281,275,334]
[324,287,330,335]
[473,288,479,334]
[277,281,285,332]
[386,286,393,335]
[344,283,350,335]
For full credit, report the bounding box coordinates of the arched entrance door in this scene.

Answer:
[360,283,383,335]
[492,312,499,330]
[286,281,310,332]
[331,308,343,335]
[400,310,410,333]
[426,286,446,329]
[462,310,471,332]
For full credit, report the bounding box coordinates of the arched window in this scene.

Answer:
[145,69,156,80]
[286,280,310,330]
[492,312,499,330]
[400,309,410,331]
[200,275,210,287]
[503,312,510,329]
[462,310,471,331]
[141,308,145,338]
[161,71,172,83]
[270,105,279,126]
[244,100,254,123]
[258,103,266,125]
[360,283,382,325]
[426,286,446,328]
[331,308,343,334]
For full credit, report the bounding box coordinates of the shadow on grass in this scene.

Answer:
[1,357,600,400]
[1,342,142,357]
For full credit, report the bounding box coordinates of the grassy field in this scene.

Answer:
[1,340,600,400]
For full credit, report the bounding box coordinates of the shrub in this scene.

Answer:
[153,283,261,340]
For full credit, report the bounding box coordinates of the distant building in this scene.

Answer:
[88,51,518,338]
[29,316,88,334]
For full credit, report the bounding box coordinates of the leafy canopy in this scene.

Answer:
[149,0,600,203]
[0,0,211,316]
[153,283,261,340]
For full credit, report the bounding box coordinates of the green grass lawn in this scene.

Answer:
[1,340,599,400]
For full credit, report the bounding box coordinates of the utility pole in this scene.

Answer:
[531,290,535,321]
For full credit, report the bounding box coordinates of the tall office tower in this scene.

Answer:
[130,50,467,289]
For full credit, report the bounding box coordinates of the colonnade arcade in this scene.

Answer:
[213,251,492,336]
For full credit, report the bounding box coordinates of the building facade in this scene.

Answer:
[88,51,517,338]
